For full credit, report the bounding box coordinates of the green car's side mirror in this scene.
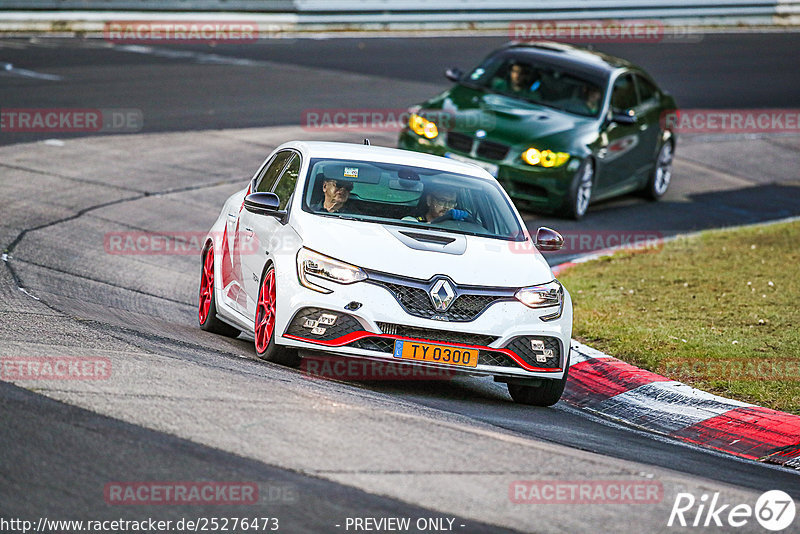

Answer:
[611,109,637,125]
[445,67,463,82]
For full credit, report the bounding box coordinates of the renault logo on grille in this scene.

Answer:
[429,279,456,311]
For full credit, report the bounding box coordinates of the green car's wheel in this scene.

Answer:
[643,141,674,200]
[560,159,594,220]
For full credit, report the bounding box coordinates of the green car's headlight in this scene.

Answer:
[297,248,367,294]
[522,148,570,168]
[409,113,439,139]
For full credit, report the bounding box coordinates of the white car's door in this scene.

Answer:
[218,191,249,316]
[238,151,302,320]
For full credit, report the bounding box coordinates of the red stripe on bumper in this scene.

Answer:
[283,331,562,373]
[563,357,672,408]
[669,406,800,460]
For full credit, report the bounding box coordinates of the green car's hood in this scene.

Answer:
[426,85,598,151]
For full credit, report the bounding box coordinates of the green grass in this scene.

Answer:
[559,220,800,414]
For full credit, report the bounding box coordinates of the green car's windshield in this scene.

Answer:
[302,158,525,241]
[465,52,606,117]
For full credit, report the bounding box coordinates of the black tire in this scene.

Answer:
[254,266,300,367]
[559,159,594,220]
[642,140,674,200]
[507,355,570,407]
[199,245,241,338]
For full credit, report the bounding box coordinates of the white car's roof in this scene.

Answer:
[278,140,494,180]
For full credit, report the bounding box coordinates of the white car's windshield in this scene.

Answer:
[302,158,525,241]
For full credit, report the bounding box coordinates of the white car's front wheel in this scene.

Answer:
[254,266,299,367]
[506,359,570,407]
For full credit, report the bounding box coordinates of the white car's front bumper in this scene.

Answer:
[274,268,573,381]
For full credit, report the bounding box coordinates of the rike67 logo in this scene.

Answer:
[668,490,795,531]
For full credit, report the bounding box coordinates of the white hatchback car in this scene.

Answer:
[199,141,573,405]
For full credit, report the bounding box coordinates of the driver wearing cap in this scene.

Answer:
[312,174,358,214]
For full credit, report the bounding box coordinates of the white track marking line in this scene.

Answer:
[0,61,62,80]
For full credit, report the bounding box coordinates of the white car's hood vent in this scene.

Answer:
[398,231,455,245]
[294,214,553,287]
[387,226,466,255]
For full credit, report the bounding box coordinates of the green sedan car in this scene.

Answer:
[398,41,677,219]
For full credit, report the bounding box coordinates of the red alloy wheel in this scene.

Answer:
[198,247,214,324]
[255,269,276,353]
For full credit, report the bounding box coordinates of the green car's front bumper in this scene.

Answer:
[398,130,580,213]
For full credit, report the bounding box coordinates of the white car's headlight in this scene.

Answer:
[515,280,564,320]
[297,248,367,294]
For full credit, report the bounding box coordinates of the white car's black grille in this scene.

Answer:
[353,324,515,368]
[377,322,498,347]
[351,334,516,368]
[351,337,396,353]
[479,351,516,367]
[366,271,515,322]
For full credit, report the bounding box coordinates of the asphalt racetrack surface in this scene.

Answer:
[1,33,800,533]
[3,33,800,142]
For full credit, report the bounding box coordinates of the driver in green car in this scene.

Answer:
[491,61,540,96]
[581,85,603,116]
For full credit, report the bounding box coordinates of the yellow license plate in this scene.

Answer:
[393,340,478,368]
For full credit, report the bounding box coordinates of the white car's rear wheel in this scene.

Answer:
[198,246,240,338]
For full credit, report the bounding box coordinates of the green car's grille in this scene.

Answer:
[446,132,509,161]
[476,140,509,161]
[447,132,473,153]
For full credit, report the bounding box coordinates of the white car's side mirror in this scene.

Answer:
[535,227,564,251]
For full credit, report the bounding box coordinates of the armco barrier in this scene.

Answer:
[0,0,786,13]
[2,0,799,27]
[0,1,294,9]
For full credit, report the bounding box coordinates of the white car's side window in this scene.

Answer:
[254,150,293,193]
[272,153,301,210]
